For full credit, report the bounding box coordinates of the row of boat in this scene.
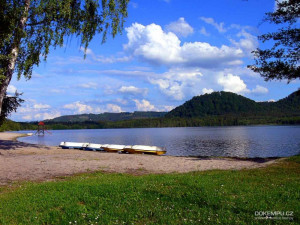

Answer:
[59,142,167,155]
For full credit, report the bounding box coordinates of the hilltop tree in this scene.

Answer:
[248,0,299,82]
[0,0,129,124]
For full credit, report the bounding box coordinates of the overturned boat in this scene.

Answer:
[59,142,88,149]
[124,145,166,155]
[59,142,167,155]
[101,144,126,153]
[85,143,104,151]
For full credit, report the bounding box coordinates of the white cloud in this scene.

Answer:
[63,101,93,114]
[80,47,93,55]
[22,115,32,120]
[202,88,214,94]
[200,27,210,36]
[149,68,203,100]
[200,17,227,33]
[252,85,269,94]
[34,112,61,120]
[7,85,17,94]
[124,22,244,68]
[33,104,51,109]
[106,104,122,113]
[218,73,249,94]
[231,30,258,56]
[161,105,175,111]
[133,99,156,111]
[14,99,59,121]
[165,17,194,37]
[77,82,98,89]
[118,85,148,96]
[124,23,183,65]
[92,55,131,64]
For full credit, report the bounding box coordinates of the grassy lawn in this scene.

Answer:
[0,156,299,225]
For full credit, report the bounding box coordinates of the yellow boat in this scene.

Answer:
[101,144,126,153]
[123,145,166,155]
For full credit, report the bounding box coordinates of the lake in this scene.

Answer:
[17,126,300,158]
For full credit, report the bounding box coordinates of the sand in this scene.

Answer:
[0,132,277,185]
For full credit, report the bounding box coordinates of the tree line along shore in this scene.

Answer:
[1,90,299,131]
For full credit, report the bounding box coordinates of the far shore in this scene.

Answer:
[0,132,279,185]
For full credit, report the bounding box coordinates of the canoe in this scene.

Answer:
[124,145,167,155]
[59,142,88,149]
[85,143,104,151]
[101,144,126,153]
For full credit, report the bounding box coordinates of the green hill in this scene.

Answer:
[1,91,299,131]
[46,111,167,123]
[166,90,300,118]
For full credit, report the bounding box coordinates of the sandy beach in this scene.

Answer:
[0,132,278,185]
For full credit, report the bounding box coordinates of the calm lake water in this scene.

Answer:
[17,126,300,158]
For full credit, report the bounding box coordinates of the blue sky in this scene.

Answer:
[8,0,299,121]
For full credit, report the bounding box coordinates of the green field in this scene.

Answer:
[0,156,299,224]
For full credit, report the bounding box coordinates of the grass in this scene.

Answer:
[0,156,299,225]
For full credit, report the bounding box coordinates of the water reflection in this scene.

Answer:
[18,126,300,158]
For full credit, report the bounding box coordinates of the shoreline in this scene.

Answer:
[0,132,279,185]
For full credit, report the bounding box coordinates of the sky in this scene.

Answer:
[8,0,300,122]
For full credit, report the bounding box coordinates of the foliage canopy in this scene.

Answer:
[248,0,300,82]
[0,0,129,123]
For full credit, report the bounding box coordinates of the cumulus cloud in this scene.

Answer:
[34,112,61,120]
[230,30,258,56]
[252,85,269,94]
[7,85,17,94]
[200,17,227,33]
[14,99,59,121]
[124,23,183,65]
[149,68,203,100]
[63,101,93,114]
[124,22,244,68]
[106,104,122,113]
[133,99,156,111]
[202,88,214,94]
[165,17,194,37]
[118,85,148,96]
[218,73,249,94]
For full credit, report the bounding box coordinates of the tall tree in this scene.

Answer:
[0,0,129,123]
[248,0,299,82]
[0,92,24,124]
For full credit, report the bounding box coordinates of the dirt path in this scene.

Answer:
[0,132,277,185]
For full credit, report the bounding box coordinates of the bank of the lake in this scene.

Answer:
[0,151,299,224]
[17,126,300,158]
[0,132,278,186]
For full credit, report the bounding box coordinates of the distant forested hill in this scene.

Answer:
[166,91,300,118]
[1,91,299,131]
[46,111,167,123]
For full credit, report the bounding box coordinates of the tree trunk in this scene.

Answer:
[0,0,31,117]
